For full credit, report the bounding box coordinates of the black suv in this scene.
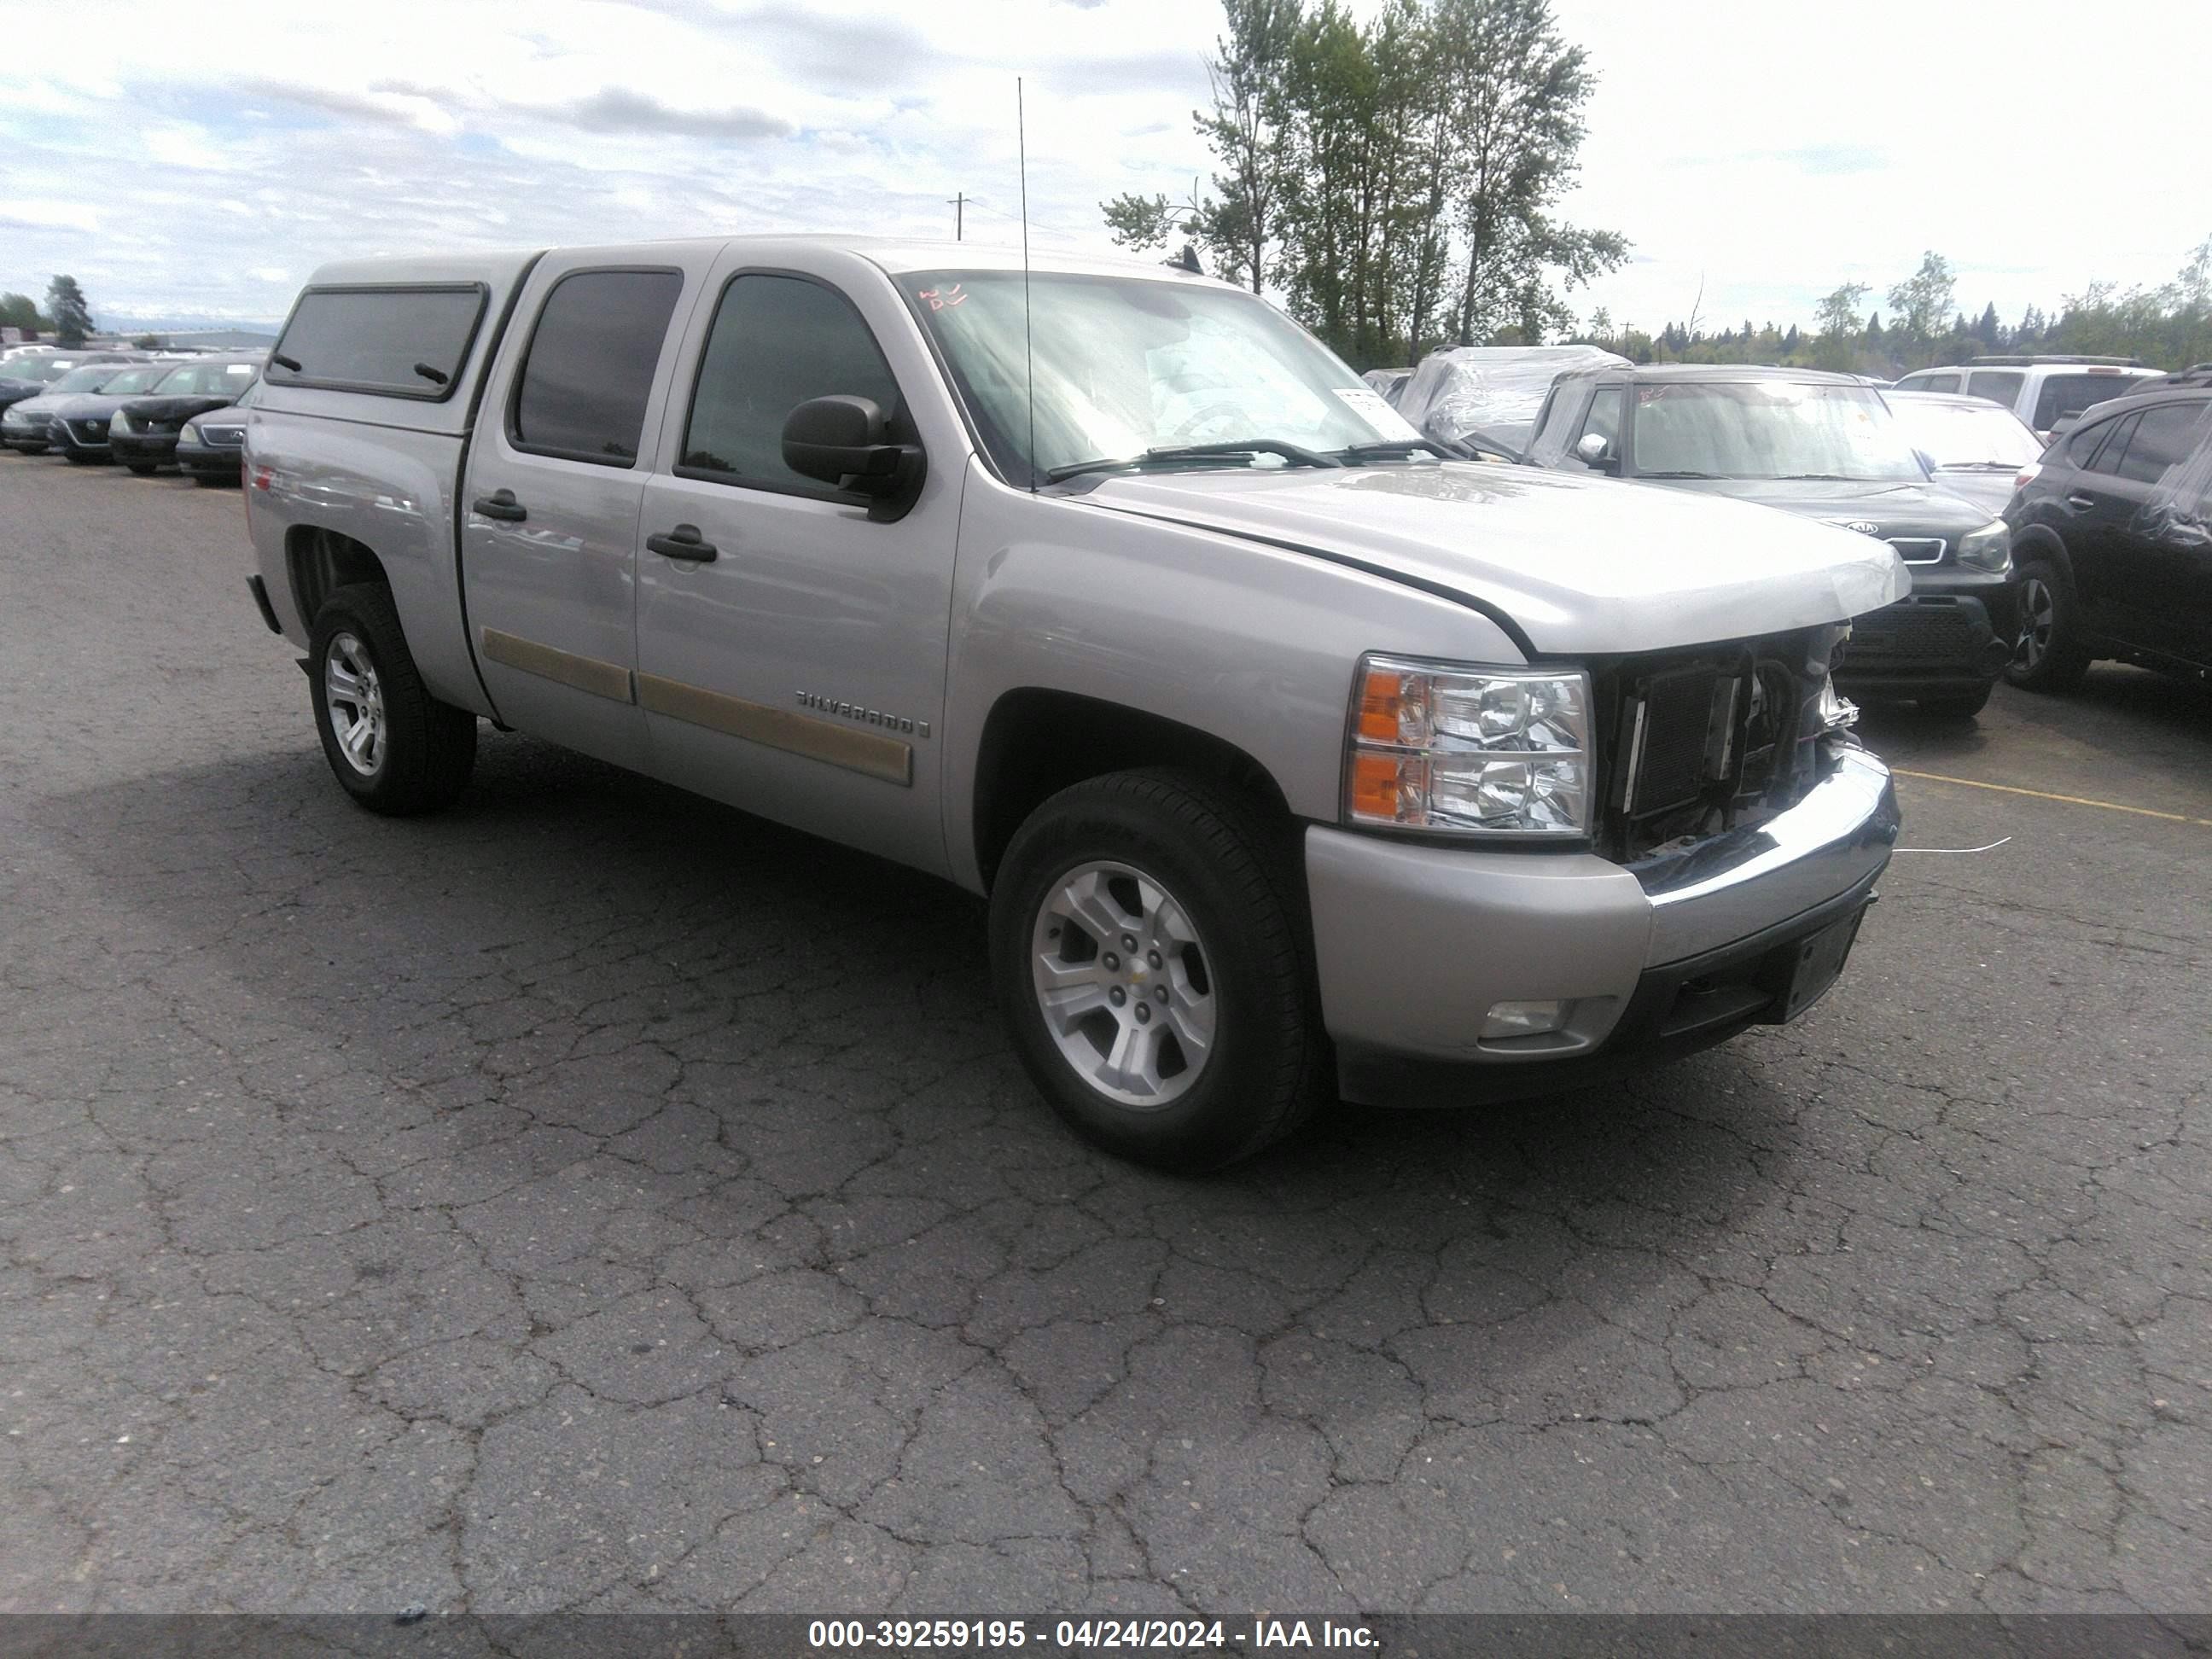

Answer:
[2005,366,2212,690]
[1525,364,2020,718]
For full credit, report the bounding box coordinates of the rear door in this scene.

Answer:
[2054,410,2142,635]
[460,251,712,768]
[631,250,963,876]
[2100,398,2212,661]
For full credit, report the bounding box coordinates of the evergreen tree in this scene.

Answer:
[45,276,93,347]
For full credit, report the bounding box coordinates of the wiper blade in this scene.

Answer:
[1335,437,1453,463]
[1774,473,1858,481]
[1045,438,1343,484]
[1638,469,1720,479]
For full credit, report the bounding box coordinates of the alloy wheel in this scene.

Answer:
[1029,860,1216,1109]
[323,632,387,777]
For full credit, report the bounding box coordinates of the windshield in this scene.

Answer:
[99,365,172,397]
[14,357,96,385]
[49,366,125,394]
[904,270,1420,484]
[1629,381,1926,480]
[154,359,260,396]
[1889,399,2040,469]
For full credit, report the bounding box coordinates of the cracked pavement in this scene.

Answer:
[2,459,2209,1616]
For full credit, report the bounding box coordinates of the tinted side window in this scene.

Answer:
[267,286,485,398]
[1917,373,1960,393]
[1966,370,2024,405]
[2111,402,2203,486]
[1580,386,1624,451]
[679,274,902,497]
[2083,413,2140,476]
[511,270,684,466]
[2035,373,2135,430]
[2065,417,2118,468]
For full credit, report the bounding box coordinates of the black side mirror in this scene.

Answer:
[781,394,924,520]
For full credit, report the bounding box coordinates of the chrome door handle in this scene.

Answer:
[2064,493,2096,510]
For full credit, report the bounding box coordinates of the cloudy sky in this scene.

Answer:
[2,0,2204,336]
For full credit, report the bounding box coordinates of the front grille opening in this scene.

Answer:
[1598,630,1823,861]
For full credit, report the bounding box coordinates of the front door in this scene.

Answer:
[632,256,962,876]
[459,253,708,768]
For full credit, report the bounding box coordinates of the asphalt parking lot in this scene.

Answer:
[3,456,2209,1618]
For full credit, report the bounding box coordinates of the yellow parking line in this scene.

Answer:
[1894,768,2212,827]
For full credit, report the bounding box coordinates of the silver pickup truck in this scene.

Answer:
[240,235,1904,1170]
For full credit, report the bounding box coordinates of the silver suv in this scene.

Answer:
[1891,355,2164,443]
[237,236,1903,1169]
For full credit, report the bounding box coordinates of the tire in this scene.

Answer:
[988,769,1330,1173]
[1918,684,1993,720]
[125,463,156,476]
[2004,556,2091,692]
[308,583,477,815]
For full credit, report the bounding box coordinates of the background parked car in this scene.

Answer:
[1,362,150,455]
[1526,363,2019,717]
[0,350,135,418]
[1885,388,2046,515]
[1892,355,2164,444]
[44,362,180,465]
[2005,368,2212,690]
[1361,366,1412,402]
[1394,344,1629,458]
[109,355,264,476]
[172,381,259,485]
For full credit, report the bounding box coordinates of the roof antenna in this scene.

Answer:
[1018,75,1036,493]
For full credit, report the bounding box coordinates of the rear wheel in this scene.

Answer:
[308,584,477,815]
[988,769,1330,1173]
[2004,557,2091,692]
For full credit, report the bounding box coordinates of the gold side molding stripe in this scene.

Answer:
[480,627,635,704]
[637,672,912,788]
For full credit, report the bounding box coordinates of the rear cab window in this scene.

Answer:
[508,269,684,466]
[264,285,487,399]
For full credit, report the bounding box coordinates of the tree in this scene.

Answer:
[46,275,93,347]
[1812,282,1868,371]
[1885,250,1954,352]
[1974,302,2000,348]
[0,292,44,332]
[1194,0,1300,293]
[1434,0,1624,348]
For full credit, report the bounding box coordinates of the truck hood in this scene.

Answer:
[1079,462,1906,655]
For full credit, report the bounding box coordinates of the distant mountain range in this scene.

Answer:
[99,311,284,335]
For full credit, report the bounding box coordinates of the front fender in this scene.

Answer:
[938,459,1527,891]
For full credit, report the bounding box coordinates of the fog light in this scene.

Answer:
[1481,998,1572,1039]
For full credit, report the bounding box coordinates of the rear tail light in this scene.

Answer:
[2015,463,2040,491]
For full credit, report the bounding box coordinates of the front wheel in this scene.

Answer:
[308,584,477,815]
[988,770,1330,1173]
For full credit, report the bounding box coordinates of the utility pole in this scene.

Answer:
[947,192,966,241]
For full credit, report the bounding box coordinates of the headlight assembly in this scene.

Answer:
[1346,655,1592,836]
[1956,521,2011,573]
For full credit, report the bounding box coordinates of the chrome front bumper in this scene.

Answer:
[1306,741,1900,1071]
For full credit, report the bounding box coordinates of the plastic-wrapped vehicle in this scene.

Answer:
[1395,345,1631,458]
[1362,367,1412,404]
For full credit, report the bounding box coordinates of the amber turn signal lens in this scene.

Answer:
[1349,751,1425,823]
[1357,666,1412,744]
